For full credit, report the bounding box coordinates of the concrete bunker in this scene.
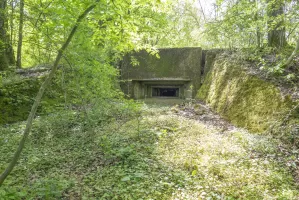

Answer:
[121,47,202,100]
[131,78,192,99]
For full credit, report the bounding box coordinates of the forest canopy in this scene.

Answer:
[1,0,299,70]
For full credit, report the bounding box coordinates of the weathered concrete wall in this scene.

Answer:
[121,47,202,99]
[197,51,299,133]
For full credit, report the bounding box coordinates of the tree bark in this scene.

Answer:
[198,0,206,23]
[0,0,8,70]
[255,0,261,48]
[9,0,14,45]
[0,0,15,70]
[256,28,261,48]
[267,0,286,49]
[16,0,24,68]
[0,2,97,186]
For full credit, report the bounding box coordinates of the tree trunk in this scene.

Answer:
[10,0,14,45]
[0,0,8,70]
[0,0,15,70]
[255,0,261,48]
[256,28,261,48]
[267,0,286,49]
[16,0,24,68]
[0,2,97,186]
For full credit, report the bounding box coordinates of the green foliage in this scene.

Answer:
[156,0,202,47]
[1,102,299,199]
[0,0,171,125]
[202,0,299,49]
[0,77,40,124]
[0,177,73,200]
[8,0,169,67]
[0,72,73,124]
[0,51,123,125]
[239,47,299,83]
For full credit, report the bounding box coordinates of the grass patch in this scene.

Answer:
[0,103,298,199]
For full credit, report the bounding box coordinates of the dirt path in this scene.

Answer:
[142,100,299,199]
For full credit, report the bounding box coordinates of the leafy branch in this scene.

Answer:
[0,1,98,186]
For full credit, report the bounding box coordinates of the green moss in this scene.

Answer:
[0,77,65,125]
[197,54,294,133]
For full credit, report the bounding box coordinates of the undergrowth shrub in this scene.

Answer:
[0,98,143,199]
[31,111,82,140]
[267,104,299,147]
[0,177,73,200]
[240,47,299,84]
[30,98,142,141]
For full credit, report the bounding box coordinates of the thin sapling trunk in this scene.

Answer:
[0,3,97,186]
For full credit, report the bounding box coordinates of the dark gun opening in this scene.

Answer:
[152,88,179,97]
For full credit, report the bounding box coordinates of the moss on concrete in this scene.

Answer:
[0,78,39,124]
[197,53,296,133]
[0,77,64,125]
